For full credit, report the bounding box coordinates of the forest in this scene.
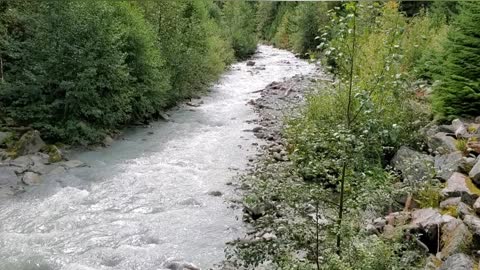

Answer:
[1,0,480,269]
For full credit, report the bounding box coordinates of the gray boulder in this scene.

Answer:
[0,166,19,186]
[427,132,457,155]
[452,119,468,138]
[392,146,434,182]
[440,218,472,259]
[12,130,46,157]
[434,151,463,181]
[441,172,480,205]
[439,253,473,270]
[468,157,480,185]
[22,172,41,185]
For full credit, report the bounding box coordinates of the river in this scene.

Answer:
[0,45,315,270]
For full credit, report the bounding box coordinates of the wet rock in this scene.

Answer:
[60,160,86,169]
[158,112,170,121]
[186,102,201,107]
[12,130,46,157]
[103,135,114,147]
[252,126,263,133]
[391,146,434,182]
[428,132,457,155]
[179,198,202,207]
[439,253,473,270]
[440,218,472,259]
[468,157,480,185]
[207,190,223,197]
[0,166,19,186]
[441,172,480,204]
[46,145,63,163]
[434,151,463,181]
[162,260,200,270]
[22,172,41,185]
[246,61,256,66]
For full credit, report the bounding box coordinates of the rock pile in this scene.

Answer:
[375,118,480,269]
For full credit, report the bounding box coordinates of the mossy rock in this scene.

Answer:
[45,145,63,163]
[10,130,46,158]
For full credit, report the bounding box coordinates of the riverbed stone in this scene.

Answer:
[22,172,41,185]
[12,130,46,157]
[441,172,480,204]
[0,166,19,186]
[434,151,463,181]
[468,157,480,185]
[428,132,457,155]
[103,135,114,147]
[60,160,86,169]
[391,146,434,182]
[439,253,474,270]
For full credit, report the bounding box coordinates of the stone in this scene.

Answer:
[441,172,480,205]
[103,135,114,147]
[9,155,33,171]
[439,253,473,270]
[0,166,19,186]
[46,145,63,163]
[162,260,200,270]
[434,151,463,181]
[459,157,477,174]
[391,146,434,182]
[440,218,472,259]
[468,157,480,185]
[410,208,454,230]
[22,172,41,185]
[464,214,480,235]
[440,197,473,218]
[12,130,46,157]
[246,61,256,66]
[474,197,480,214]
[207,190,222,197]
[427,132,457,155]
[60,160,86,169]
[452,119,467,138]
[47,166,66,176]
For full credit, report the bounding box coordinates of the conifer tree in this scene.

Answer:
[432,1,480,119]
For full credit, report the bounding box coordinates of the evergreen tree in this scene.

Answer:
[432,1,480,119]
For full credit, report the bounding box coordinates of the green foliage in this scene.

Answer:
[221,0,257,59]
[0,0,252,144]
[431,1,480,120]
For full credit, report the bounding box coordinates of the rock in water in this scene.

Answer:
[22,172,41,185]
[162,260,200,270]
[103,135,114,147]
[391,146,434,182]
[246,61,256,66]
[12,130,46,157]
[439,253,473,270]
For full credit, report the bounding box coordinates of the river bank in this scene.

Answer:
[0,46,315,270]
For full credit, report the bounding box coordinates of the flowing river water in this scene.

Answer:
[0,46,315,270]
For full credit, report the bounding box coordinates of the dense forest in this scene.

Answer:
[1,0,480,269]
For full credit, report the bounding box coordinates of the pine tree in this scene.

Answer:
[432,1,480,120]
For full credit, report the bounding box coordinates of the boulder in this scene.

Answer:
[468,157,480,185]
[102,135,114,147]
[46,145,63,163]
[434,151,463,181]
[391,146,434,182]
[427,132,457,155]
[439,253,473,270]
[459,156,477,174]
[441,172,480,205]
[410,208,454,230]
[452,119,468,138]
[60,160,86,169]
[0,166,19,186]
[440,218,472,259]
[12,130,46,157]
[22,172,41,185]
[440,197,473,218]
